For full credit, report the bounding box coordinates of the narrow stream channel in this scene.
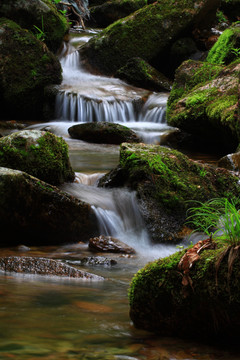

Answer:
[0,27,238,360]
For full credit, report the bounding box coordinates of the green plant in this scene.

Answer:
[231,47,240,57]
[186,198,240,245]
[33,16,46,41]
[216,10,228,24]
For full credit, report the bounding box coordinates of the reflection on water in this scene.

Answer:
[0,245,239,360]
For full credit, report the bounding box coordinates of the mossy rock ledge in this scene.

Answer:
[0,0,69,53]
[80,0,219,77]
[129,243,240,343]
[0,130,75,186]
[167,58,240,154]
[0,167,98,246]
[99,143,240,243]
[0,18,62,120]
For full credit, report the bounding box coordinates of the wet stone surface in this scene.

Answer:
[0,256,104,280]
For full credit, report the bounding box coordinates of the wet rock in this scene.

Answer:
[0,18,62,120]
[0,0,69,53]
[129,242,240,343]
[80,0,219,77]
[0,256,104,280]
[67,256,117,266]
[99,143,240,243]
[0,130,75,185]
[0,167,98,246]
[17,245,31,252]
[116,57,172,92]
[167,58,240,154]
[68,122,140,145]
[89,235,136,254]
[218,152,240,172]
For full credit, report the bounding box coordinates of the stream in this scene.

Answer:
[0,27,238,360]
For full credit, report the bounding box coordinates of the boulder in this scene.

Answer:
[167,59,240,154]
[68,122,140,144]
[206,23,240,65]
[0,167,97,246]
[0,130,75,185]
[89,235,136,254]
[80,0,220,77]
[116,57,172,92]
[87,0,147,28]
[0,256,104,280]
[0,0,69,52]
[129,240,240,343]
[99,143,240,243]
[0,18,62,120]
[218,151,240,171]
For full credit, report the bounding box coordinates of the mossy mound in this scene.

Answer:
[0,18,62,120]
[116,57,172,92]
[0,130,75,185]
[0,0,69,53]
[68,121,140,144]
[0,167,97,246]
[99,143,240,242]
[206,23,240,65]
[129,242,240,342]
[88,0,147,28]
[167,59,240,153]
[80,0,219,77]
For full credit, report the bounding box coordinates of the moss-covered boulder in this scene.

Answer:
[68,122,140,144]
[0,0,69,52]
[99,143,240,243]
[80,0,219,77]
[206,23,240,65]
[88,0,147,28]
[167,59,240,153]
[0,130,75,185]
[0,18,62,120]
[116,57,172,92]
[0,167,98,246]
[129,242,240,342]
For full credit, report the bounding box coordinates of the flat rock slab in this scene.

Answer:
[89,235,136,254]
[0,257,104,281]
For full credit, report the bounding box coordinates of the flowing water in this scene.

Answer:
[0,27,236,359]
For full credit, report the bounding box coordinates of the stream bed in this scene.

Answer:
[0,27,237,359]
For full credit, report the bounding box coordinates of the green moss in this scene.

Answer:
[119,143,240,214]
[129,241,240,338]
[206,24,240,65]
[0,131,75,185]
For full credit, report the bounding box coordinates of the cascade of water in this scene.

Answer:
[61,182,149,250]
[55,43,169,125]
[61,180,177,258]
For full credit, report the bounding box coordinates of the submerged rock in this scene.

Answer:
[129,241,240,343]
[167,58,240,153]
[0,130,75,185]
[68,122,140,144]
[89,235,136,254]
[0,0,69,53]
[67,256,117,267]
[0,18,62,120]
[80,0,219,77]
[0,167,98,246]
[0,256,104,280]
[99,143,240,243]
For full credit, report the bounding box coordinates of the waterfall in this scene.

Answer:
[61,180,177,258]
[54,43,169,125]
